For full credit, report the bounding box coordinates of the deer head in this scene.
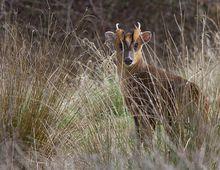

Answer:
[105,22,151,67]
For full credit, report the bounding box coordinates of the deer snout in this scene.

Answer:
[124,51,133,66]
[124,57,133,65]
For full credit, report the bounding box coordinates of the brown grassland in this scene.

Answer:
[0,1,220,169]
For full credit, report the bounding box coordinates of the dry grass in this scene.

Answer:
[0,18,220,170]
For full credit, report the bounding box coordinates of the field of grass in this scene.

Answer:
[0,17,220,169]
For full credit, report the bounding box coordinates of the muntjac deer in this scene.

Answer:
[105,23,209,147]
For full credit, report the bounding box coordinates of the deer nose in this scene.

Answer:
[124,58,133,65]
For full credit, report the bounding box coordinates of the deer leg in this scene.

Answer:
[137,115,156,149]
[133,115,151,149]
[133,116,143,148]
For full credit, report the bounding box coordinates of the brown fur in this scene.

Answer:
[106,25,209,147]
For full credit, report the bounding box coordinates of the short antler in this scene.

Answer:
[116,23,120,30]
[136,22,141,29]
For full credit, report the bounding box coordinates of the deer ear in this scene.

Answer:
[105,31,115,43]
[105,31,116,50]
[140,31,152,44]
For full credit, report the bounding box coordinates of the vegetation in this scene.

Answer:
[0,1,220,169]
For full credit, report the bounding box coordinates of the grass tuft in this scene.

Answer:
[0,18,220,169]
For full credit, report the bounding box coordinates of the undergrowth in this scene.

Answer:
[0,18,220,170]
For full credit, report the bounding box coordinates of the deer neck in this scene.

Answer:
[116,52,146,78]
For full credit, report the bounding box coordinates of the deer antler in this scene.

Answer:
[116,23,120,30]
[136,22,141,29]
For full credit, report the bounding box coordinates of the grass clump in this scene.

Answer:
[0,18,220,170]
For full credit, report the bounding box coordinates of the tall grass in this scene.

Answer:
[0,19,220,169]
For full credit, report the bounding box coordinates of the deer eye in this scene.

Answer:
[119,42,123,50]
[133,42,138,51]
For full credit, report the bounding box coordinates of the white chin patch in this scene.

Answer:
[124,61,134,67]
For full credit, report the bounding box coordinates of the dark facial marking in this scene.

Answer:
[119,42,123,50]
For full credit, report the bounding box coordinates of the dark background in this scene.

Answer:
[1,0,220,66]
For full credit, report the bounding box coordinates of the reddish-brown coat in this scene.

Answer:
[119,54,209,144]
[105,24,209,146]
